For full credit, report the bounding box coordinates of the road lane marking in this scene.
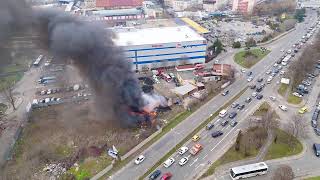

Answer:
[211,126,236,151]
[189,158,198,166]
[202,154,208,160]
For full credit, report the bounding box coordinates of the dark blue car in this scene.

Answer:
[149,170,161,180]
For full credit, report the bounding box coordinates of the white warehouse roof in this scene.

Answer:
[113,26,206,46]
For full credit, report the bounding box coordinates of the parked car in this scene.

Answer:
[245,97,252,103]
[314,128,320,136]
[314,144,320,157]
[229,112,237,119]
[160,172,172,180]
[312,120,318,128]
[269,96,276,101]
[178,147,189,155]
[250,84,256,89]
[247,71,253,76]
[279,105,288,111]
[149,170,162,180]
[163,158,175,168]
[238,104,245,110]
[179,157,189,166]
[292,92,303,98]
[252,92,257,97]
[192,135,200,142]
[230,121,238,127]
[298,107,308,114]
[211,130,223,138]
[135,155,145,165]
[247,76,253,82]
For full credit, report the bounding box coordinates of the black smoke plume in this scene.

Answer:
[0,0,145,127]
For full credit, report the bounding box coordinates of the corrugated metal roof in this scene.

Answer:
[96,0,143,8]
[181,17,210,34]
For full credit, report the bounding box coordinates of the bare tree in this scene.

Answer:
[286,115,308,147]
[272,165,294,180]
[2,82,16,110]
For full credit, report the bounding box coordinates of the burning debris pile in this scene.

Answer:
[0,0,168,127]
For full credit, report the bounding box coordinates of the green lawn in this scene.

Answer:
[253,102,271,116]
[264,129,303,160]
[234,48,270,68]
[287,93,302,104]
[278,84,289,96]
[140,88,248,180]
[305,176,320,180]
[201,127,267,179]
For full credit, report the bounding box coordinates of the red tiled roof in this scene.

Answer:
[96,0,143,8]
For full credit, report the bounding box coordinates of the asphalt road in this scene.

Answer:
[111,10,319,180]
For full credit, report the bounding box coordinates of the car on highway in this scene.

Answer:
[206,123,214,130]
[178,147,189,155]
[211,131,223,138]
[298,107,308,114]
[222,90,229,96]
[192,135,200,142]
[160,172,172,180]
[219,109,228,117]
[256,86,263,92]
[238,104,245,110]
[247,76,253,82]
[179,157,189,166]
[231,103,239,108]
[230,121,238,127]
[163,158,175,168]
[135,155,145,165]
[256,94,263,100]
[229,112,237,119]
[189,143,203,155]
[149,170,161,180]
[245,97,252,103]
[279,105,288,111]
[292,92,303,98]
[221,119,229,126]
[250,84,256,89]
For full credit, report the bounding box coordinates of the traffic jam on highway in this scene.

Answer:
[133,19,320,180]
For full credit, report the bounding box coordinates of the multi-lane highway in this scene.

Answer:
[111,9,319,180]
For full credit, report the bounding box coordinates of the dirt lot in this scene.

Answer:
[2,101,155,180]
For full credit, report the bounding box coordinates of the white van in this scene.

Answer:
[219,109,228,118]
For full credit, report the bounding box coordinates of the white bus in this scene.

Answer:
[33,55,43,66]
[230,162,268,179]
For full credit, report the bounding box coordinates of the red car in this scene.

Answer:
[160,172,172,180]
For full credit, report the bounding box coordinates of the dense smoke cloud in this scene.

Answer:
[0,0,145,127]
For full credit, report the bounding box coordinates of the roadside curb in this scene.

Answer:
[265,138,307,164]
[258,28,296,46]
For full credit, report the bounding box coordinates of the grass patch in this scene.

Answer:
[0,103,8,114]
[287,93,302,104]
[139,87,248,180]
[253,102,271,116]
[264,129,303,160]
[0,73,24,91]
[278,83,289,96]
[305,177,320,180]
[201,127,268,178]
[234,48,270,68]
